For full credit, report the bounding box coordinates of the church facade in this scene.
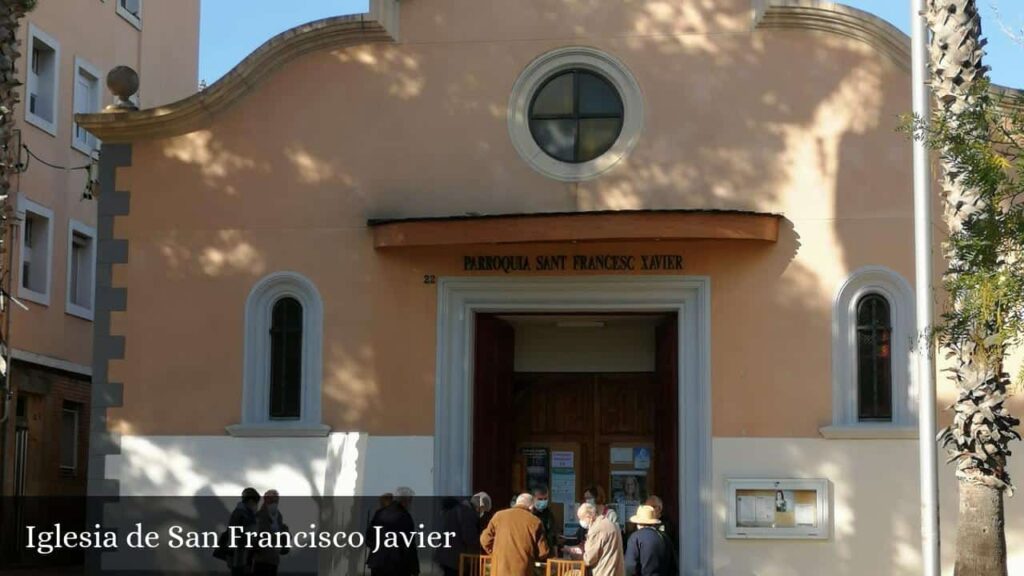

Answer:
[78,1,1024,574]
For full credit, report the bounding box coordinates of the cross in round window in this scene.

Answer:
[528,69,624,164]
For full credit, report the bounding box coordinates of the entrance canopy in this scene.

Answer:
[368,209,781,248]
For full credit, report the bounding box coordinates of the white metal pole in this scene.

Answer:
[912,1,940,575]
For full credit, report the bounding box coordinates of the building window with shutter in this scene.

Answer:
[25,24,60,135]
[856,294,893,422]
[269,297,303,419]
[825,267,917,437]
[60,402,81,473]
[72,58,103,154]
[229,271,327,437]
[117,0,142,28]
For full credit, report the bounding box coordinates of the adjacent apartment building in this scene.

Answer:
[0,0,198,516]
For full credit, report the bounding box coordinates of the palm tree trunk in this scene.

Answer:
[955,482,1007,576]
[926,2,1014,574]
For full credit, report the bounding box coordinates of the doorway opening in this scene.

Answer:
[434,276,711,574]
[472,312,678,535]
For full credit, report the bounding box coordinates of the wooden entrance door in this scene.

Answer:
[511,372,657,500]
[472,313,678,527]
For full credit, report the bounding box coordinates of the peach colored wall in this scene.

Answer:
[103,1,1022,437]
[11,0,198,367]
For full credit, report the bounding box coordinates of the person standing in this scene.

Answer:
[530,486,560,555]
[480,493,551,576]
[584,485,619,527]
[471,491,493,537]
[642,496,676,561]
[223,487,260,576]
[578,503,624,576]
[435,496,481,576]
[253,490,289,576]
[624,506,672,576]
[367,487,421,576]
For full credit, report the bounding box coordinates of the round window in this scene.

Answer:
[527,70,625,164]
[509,47,643,182]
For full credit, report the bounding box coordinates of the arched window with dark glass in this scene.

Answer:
[856,294,892,421]
[528,69,624,163]
[269,297,303,419]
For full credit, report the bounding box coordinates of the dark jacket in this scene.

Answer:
[254,507,288,567]
[624,526,671,576]
[225,502,258,570]
[435,499,481,570]
[367,502,421,576]
[532,507,559,551]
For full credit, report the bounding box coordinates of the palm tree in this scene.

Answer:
[925,1,1023,574]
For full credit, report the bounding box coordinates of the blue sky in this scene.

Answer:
[199,1,1023,88]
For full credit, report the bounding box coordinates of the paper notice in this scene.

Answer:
[795,504,816,527]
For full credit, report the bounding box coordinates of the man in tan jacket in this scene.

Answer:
[481,493,551,576]
[579,503,624,576]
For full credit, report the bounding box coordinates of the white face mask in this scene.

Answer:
[579,518,591,530]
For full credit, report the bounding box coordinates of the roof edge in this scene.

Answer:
[76,0,400,142]
[755,1,1024,108]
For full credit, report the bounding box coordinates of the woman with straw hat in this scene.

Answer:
[624,506,673,576]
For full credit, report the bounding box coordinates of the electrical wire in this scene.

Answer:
[20,145,93,173]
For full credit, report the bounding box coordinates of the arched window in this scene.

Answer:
[856,294,892,421]
[828,267,916,434]
[270,297,303,420]
[229,271,327,437]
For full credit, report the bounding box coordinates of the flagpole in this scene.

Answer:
[911,1,940,575]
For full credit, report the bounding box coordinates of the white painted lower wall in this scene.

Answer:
[109,434,1024,575]
[111,434,434,497]
[713,438,1024,576]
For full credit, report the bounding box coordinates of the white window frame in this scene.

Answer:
[60,404,80,472]
[72,57,103,155]
[508,46,645,182]
[227,271,328,437]
[116,0,142,29]
[17,196,54,306]
[822,266,917,439]
[66,220,97,321]
[25,23,61,136]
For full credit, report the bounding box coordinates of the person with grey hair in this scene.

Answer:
[367,487,420,576]
[481,493,550,576]
[471,492,494,535]
[436,495,481,576]
[578,503,624,576]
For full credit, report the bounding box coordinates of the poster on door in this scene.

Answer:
[522,447,549,492]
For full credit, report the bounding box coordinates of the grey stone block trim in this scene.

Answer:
[86,142,132,574]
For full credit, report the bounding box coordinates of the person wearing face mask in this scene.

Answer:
[590,485,619,527]
[530,485,560,554]
[578,503,624,576]
[253,490,289,576]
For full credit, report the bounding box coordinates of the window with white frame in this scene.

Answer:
[60,402,80,472]
[117,0,142,28]
[828,267,916,431]
[66,221,96,320]
[72,58,102,154]
[26,24,60,135]
[18,197,53,305]
[228,271,328,436]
